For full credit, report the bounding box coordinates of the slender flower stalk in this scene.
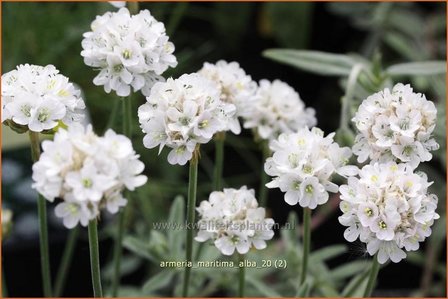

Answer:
[111,96,133,297]
[258,141,270,207]
[300,208,311,285]
[213,132,225,190]
[363,254,380,297]
[105,99,120,132]
[54,227,79,296]
[238,254,246,297]
[29,131,53,297]
[111,206,126,297]
[182,147,199,297]
[88,219,103,298]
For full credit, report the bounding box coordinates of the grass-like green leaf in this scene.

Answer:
[296,281,311,297]
[386,61,446,76]
[142,270,176,294]
[310,244,348,262]
[246,276,282,297]
[329,260,370,280]
[167,195,185,259]
[341,268,370,297]
[122,236,157,262]
[263,49,357,76]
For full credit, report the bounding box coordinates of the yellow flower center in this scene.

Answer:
[305,185,313,194]
[82,178,93,188]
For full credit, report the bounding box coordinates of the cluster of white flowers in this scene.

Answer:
[2,64,85,132]
[243,79,316,141]
[352,83,439,169]
[198,60,257,134]
[81,7,177,97]
[195,186,274,255]
[338,162,439,264]
[138,73,235,165]
[265,127,355,209]
[32,124,147,229]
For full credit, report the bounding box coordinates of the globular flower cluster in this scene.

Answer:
[2,64,85,132]
[81,7,177,97]
[338,162,439,264]
[352,83,439,169]
[32,124,147,229]
[138,73,235,165]
[198,60,257,134]
[195,186,274,256]
[265,127,355,209]
[243,79,316,141]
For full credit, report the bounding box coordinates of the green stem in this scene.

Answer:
[111,207,125,297]
[300,208,311,285]
[111,96,133,297]
[238,254,246,297]
[182,150,199,297]
[88,219,103,298]
[258,141,270,207]
[213,132,225,190]
[54,227,79,297]
[363,255,380,297]
[105,99,120,133]
[122,96,133,137]
[29,131,52,297]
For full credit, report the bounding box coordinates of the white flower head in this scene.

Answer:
[198,60,257,134]
[243,79,316,141]
[265,127,355,209]
[138,73,235,165]
[338,162,439,264]
[81,7,177,97]
[195,186,274,256]
[352,83,439,169]
[2,64,85,132]
[32,123,148,229]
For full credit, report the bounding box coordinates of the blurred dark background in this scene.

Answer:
[2,2,446,297]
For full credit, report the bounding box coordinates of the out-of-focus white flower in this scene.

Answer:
[108,1,126,8]
[195,186,274,256]
[265,127,355,209]
[32,123,147,229]
[81,7,177,97]
[198,60,257,134]
[338,162,439,264]
[2,64,85,132]
[138,73,235,165]
[243,79,316,141]
[352,83,438,169]
[2,208,13,237]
